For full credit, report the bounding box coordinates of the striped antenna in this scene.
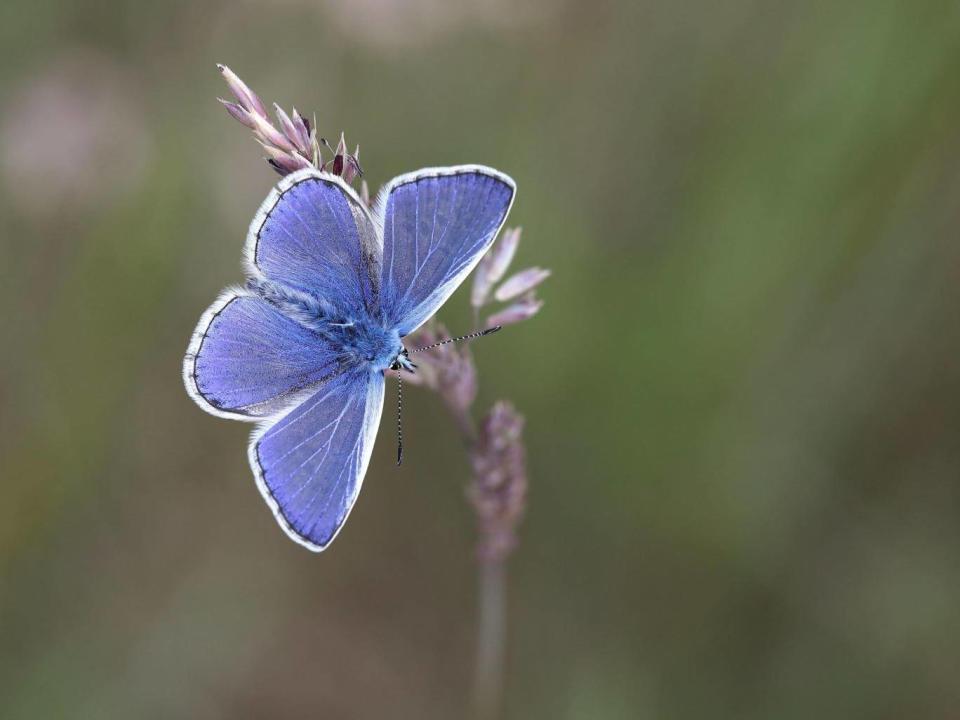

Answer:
[411,326,502,354]
[395,371,404,465]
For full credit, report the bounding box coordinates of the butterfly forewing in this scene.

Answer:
[247,170,382,317]
[375,167,515,336]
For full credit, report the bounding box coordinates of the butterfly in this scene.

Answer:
[183,165,516,551]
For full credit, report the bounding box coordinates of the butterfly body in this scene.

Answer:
[184,165,515,551]
[245,275,403,371]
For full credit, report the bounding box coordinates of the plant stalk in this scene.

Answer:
[473,559,506,720]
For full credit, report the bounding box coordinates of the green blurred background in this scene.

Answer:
[3,1,960,717]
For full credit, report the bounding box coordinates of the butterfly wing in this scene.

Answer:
[374,165,515,336]
[184,288,342,420]
[249,367,385,551]
[246,169,382,316]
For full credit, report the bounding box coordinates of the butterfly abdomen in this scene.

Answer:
[246,277,335,328]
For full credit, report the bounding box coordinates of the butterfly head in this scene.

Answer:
[390,347,417,374]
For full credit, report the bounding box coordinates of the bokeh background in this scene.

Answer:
[3,1,960,717]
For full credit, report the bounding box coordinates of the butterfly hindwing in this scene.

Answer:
[375,166,515,336]
[249,367,386,551]
[184,289,341,420]
[247,169,382,317]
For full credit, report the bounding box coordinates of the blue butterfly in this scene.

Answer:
[183,165,516,551]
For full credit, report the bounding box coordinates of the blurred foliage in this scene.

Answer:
[3,0,960,718]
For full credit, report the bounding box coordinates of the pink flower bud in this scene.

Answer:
[217,64,267,118]
[486,227,521,286]
[218,98,256,129]
[340,147,361,183]
[258,141,312,175]
[274,104,310,156]
[286,151,314,171]
[493,267,550,303]
[290,108,313,153]
[486,293,543,327]
[249,112,296,153]
[472,227,521,308]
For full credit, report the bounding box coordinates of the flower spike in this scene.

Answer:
[216,64,360,183]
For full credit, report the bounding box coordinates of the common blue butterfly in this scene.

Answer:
[183,166,516,551]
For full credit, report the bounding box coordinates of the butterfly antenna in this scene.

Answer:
[411,326,502,354]
[395,371,404,466]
